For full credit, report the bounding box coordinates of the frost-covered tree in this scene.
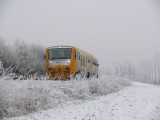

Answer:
[0,38,46,76]
[13,40,30,74]
[12,40,46,75]
[0,38,15,68]
[27,44,45,75]
[152,53,160,84]
[135,59,153,84]
[113,60,136,80]
[113,53,160,85]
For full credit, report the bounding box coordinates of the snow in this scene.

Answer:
[4,82,160,120]
[0,75,130,119]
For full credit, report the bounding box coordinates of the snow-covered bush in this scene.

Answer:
[12,40,45,75]
[0,38,45,77]
[88,75,129,96]
[0,75,130,118]
[0,39,14,68]
[0,60,4,76]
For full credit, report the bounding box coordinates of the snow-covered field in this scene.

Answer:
[0,75,130,119]
[3,81,160,120]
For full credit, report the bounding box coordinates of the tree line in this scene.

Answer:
[1,38,160,85]
[113,54,160,85]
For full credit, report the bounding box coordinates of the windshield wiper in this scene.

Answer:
[50,57,70,59]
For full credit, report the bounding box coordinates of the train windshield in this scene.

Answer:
[48,48,72,59]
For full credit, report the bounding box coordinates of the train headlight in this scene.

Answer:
[48,67,53,72]
[67,60,70,65]
[66,67,70,71]
[49,60,53,65]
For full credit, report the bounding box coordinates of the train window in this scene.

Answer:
[74,50,76,59]
[78,52,79,60]
[88,59,90,63]
[83,57,84,66]
[48,48,71,59]
[79,53,81,60]
[81,55,83,66]
[86,57,88,65]
[93,62,99,66]
[77,51,79,59]
[93,61,97,66]
[86,57,87,66]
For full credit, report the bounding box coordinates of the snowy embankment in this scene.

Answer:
[4,82,160,120]
[0,75,130,119]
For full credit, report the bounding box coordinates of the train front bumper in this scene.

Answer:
[47,66,72,79]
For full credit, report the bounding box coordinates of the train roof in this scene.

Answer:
[48,45,73,49]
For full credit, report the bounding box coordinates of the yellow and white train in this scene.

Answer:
[45,46,99,79]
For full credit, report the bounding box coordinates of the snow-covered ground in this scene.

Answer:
[3,82,160,120]
[0,75,130,119]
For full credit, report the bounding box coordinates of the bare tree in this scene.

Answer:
[113,60,136,80]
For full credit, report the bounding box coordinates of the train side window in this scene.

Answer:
[81,55,83,66]
[76,51,78,59]
[86,57,88,65]
[93,61,96,66]
[78,52,80,60]
[85,57,87,66]
[83,57,84,66]
[93,61,98,66]
[74,50,76,59]
[88,58,90,63]
[79,53,81,60]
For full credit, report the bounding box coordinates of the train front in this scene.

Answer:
[46,46,73,79]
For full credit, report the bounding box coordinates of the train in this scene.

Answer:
[45,46,99,79]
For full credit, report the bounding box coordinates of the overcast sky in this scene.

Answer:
[0,0,160,68]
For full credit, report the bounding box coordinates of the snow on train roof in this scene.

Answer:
[48,46,73,49]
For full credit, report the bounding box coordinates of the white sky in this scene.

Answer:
[0,0,160,68]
